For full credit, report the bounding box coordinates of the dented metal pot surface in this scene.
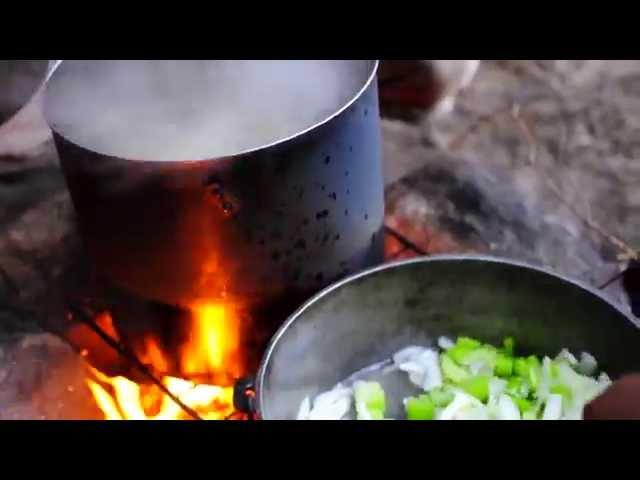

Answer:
[43,60,384,312]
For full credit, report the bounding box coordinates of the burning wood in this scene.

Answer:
[82,301,245,420]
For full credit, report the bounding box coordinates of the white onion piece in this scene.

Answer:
[297,396,312,420]
[576,351,598,376]
[542,394,563,420]
[395,348,443,392]
[555,349,578,365]
[393,346,427,365]
[598,372,612,385]
[438,392,483,420]
[536,357,554,401]
[305,385,353,420]
[562,406,583,420]
[489,378,507,403]
[496,394,521,420]
[458,406,490,420]
[437,336,455,350]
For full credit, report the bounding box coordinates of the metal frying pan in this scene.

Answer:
[243,256,640,419]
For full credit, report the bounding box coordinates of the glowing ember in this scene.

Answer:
[86,302,244,420]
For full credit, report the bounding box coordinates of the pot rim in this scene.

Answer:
[43,60,380,164]
[254,254,637,417]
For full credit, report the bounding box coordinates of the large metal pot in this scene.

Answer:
[252,256,640,419]
[43,61,384,313]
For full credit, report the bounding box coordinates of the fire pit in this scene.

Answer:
[37,60,387,419]
[51,227,426,420]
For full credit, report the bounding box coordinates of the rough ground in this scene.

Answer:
[1,60,639,418]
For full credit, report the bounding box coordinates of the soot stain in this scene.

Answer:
[316,210,329,220]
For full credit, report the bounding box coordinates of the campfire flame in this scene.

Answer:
[85,302,244,420]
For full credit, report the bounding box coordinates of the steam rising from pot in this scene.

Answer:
[44,60,368,161]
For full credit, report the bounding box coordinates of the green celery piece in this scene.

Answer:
[441,353,471,384]
[511,396,532,413]
[457,337,482,349]
[522,409,538,420]
[460,375,490,402]
[405,395,436,420]
[503,337,515,356]
[506,376,530,398]
[550,384,573,402]
[354,381,386,420]
[429,387,455,408]
[447,344,476,364]
[495,354,514,377]
[514,357,529,378]
[449,337,493,366]
[464,347,497,366]
[527,356,542,389]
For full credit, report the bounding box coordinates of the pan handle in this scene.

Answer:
[233,376,258,418]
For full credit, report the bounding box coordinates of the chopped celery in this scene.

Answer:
[447,344,476,364]
[527,356,541,389]
[463,347,497,367]
[354,381,386,420]
[513,356,541,389]
[429,387,455,407]
[506,376,530,398]
[550,384,572,402]
[460,375,491,402]
[503,337,515,356]
[511,396,532,413]
[495,354,514,377]
[441,354,471,383]
[457,337,482,349]
[405,395,436,420]
[303,337,609,421]
[514,357,529,378]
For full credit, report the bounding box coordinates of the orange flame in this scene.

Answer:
[86,301,244,420]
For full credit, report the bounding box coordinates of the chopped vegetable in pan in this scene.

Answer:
[296,336,611,420]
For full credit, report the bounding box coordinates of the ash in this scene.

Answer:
[1,60,639,418]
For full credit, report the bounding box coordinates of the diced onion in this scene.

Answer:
[542,394,563,420]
